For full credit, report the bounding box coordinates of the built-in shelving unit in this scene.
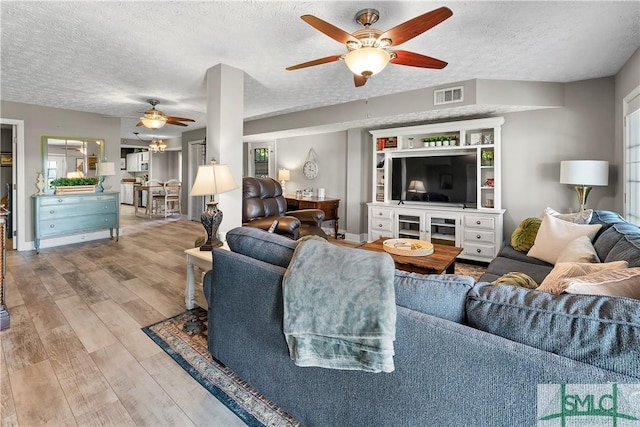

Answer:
[367,117,506,262]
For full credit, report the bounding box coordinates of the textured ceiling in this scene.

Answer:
[1,1,639,140]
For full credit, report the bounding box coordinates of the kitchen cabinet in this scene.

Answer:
[125,151,149,172]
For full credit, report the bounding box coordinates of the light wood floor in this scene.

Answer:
[1,205,248,427]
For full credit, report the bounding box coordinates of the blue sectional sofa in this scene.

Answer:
[203,222,640,426]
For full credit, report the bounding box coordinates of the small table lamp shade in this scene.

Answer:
[560,160,609,211]
[407,180,426,193]
[190,162,238,250]
[278,169,290,193]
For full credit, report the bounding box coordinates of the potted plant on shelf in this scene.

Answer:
[51,177,99,195]
[481,150,494,166]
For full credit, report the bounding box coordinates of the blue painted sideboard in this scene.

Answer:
[33,192,120,253]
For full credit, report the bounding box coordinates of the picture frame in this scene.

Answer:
[88,155,98,171]
[440,173,453,190]
[0,153,13,166]
[76,158,84,172]
[120,157,126,170]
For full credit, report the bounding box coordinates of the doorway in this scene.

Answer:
[188,140,206,221]
[0,119,23,251]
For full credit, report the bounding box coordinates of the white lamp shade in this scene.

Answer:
[96,162,116,176]
[560,160,609,186]
[190,163,238,196]
[407,180,426,193]
[344,47,391,77]
[278,169,290,181]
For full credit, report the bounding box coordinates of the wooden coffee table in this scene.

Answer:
[359,238,462,275]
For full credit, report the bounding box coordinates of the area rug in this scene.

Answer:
[143,308,302,427]
[455,262,488,281]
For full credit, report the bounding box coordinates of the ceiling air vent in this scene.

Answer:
[434,86,463,106]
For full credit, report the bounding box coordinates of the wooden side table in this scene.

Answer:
[184,243,229,309]
[285,196,340,239]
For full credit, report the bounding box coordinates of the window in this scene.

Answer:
[625,108,639,225]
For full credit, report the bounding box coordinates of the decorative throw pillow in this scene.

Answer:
[544,207,594,224]
[527,213,601,264]
[511,217,542,252]
[555,235,601,263]
[491,272,538,289]
[537,260,629,294]
[562,268,640,299]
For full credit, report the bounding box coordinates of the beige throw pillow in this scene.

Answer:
[537,261,629,294]
[563,268,640,299]
[544,207,593,224]
[527,213,601,264]
[555,235,601,264]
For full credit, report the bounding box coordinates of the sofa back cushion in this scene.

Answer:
[465,283,640,378]
[226,226,298,268]
[604,233,640,267]
[394,271,474,323]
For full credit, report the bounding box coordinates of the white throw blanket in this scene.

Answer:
[282,239,396,373]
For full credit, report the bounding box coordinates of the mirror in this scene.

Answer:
[41,136,105,190]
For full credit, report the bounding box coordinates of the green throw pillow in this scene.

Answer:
[492,272,538,289]
[511,217,542,252]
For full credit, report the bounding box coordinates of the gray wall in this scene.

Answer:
[274,131,348,232]
[0,101,120,243]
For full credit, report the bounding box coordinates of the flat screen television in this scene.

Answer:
[391,153,477,207]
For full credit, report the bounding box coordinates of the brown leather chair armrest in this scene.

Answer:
[243,216,301,239]
[288,209,325,226]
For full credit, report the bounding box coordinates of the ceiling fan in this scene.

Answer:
[286,6,453,87]
[138,99,195,129]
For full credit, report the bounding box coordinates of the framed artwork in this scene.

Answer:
[88,155,98,171]
[0,153,12,166]
[120,157,126,170]
[76,158,84,172]
[440,173,453,190]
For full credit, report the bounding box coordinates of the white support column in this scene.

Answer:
[206,64,244,240]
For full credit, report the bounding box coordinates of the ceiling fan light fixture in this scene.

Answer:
[344,47,390,78]
[140,109,167,129]
[149,138,167,153]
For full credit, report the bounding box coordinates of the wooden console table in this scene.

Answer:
[285,196,340,239]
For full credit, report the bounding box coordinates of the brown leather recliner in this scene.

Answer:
[242,177,327,240]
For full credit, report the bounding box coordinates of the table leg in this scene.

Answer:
[334,217,339,239]
[185,256,195,310]
[446,261,456,274]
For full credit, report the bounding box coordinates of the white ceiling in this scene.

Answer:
[1,1,639,140]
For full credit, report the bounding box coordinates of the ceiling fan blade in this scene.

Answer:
[390,50,448,69]
[136,121,144,126]
[377,7,452,47]
[286,54,343,71]
[166,116,195,122]
[165,120,188,127]
[354,74,368,87]
[301,15,359,44]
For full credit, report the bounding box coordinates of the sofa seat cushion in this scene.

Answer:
[226,226,298,268]
[393,271,475,323]
[465,283,640,378]
[483,255,553,285]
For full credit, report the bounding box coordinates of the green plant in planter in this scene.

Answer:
[481,150,494,165]
[51,177,98,187]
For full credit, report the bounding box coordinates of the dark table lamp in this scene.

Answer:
[189,160,238,251]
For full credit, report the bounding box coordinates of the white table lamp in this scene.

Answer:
[278,169,290,194]
[96,162,116,192]
[190,160,238,251]
[560,160,609,211]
